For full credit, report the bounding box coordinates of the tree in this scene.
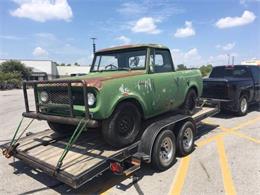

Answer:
[0,60,32,79]
[74,62,80,66]
[176,64,188,71]
[199,64,213,77]
[53,61,59,66]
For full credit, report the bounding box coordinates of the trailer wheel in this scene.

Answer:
[176,121,195,156]
[151,130,176,171]
[47,121,76,134]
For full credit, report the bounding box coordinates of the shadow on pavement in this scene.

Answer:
[211,103,259,119]
[9,158,157,195]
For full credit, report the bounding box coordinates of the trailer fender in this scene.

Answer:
[138,114,193,163]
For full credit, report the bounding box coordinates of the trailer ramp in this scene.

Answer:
[12,130,138,188]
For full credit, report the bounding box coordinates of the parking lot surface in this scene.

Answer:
[0,89,259,195]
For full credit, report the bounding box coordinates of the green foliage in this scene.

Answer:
[176,63,212,77]
[176,64,188,71]
[199,64,213,77]
[0,72,22,89]
[53,61,59,66]
[0,60,32,79]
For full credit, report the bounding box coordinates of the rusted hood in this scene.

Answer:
[78,71,145,90]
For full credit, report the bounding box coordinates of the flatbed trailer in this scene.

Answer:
[2,103,219,189]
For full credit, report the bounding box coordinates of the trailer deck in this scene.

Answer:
[4,105,219,189]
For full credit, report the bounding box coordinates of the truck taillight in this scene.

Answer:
[110,162,123,174]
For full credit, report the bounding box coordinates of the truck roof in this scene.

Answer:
[96,44,168,53]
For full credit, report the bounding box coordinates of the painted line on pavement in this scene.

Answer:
[232,117,260,131]
[216,137,236,195]
[229,131,260,144]
[169,156,191,195]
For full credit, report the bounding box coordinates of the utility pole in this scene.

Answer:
[232,56,235,65]
[227,54,230,65]
[90,37,96,54]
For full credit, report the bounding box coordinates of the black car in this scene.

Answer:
[202,65,260,115]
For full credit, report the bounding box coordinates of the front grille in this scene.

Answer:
[37,83,84,106]
[23,79,90,119]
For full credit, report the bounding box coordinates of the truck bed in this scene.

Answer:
[9,106,218,188]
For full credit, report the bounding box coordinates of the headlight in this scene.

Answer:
[88,93,96,106]
[40,91,49,103]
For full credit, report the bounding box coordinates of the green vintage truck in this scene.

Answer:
[23,44,202,147]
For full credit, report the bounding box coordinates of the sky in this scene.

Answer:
[0,0,259,67]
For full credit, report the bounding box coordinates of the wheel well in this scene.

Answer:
[240,90,250,99]
[189,86,198,96]
[115,98,144,119]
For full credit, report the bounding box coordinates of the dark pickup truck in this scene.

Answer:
[202,65,260,115]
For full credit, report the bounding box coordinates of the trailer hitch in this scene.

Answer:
[2,143,20,158]
[2,117,34,159]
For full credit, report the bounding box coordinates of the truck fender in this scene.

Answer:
[110,94,147,117]
[137,115,193,163]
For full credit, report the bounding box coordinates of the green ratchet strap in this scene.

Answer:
[55,119,88,172]
[10,117,34,147]
[10,117,24,146]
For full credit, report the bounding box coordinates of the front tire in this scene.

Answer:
[181,89,197,115]
[48,121,76,134]
[151,130,176,171]
[102,102,141,148]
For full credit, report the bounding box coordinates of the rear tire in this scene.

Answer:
[236,95,248,116]
[151,130,176,171]
[181,89,197,115]
[176,121,195,156]
[48,121,76,134]
[102,102,141,148]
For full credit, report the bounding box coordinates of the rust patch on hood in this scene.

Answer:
[83,78,103,89]
[81,71,145,90]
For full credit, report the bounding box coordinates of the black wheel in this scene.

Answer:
[47,121,76,134]
[176,121,195,156]
[151,130,176,171]
[102,102,141,148]
[236,95,248,116]
[181,89,197,115]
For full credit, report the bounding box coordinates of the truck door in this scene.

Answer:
[250,66,260,101]
[148,48,179,114]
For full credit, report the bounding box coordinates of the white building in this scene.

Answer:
[57,65,90,78]
[0,59,91,80]
[241,59,260,66]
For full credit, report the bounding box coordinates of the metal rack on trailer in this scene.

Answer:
[2,101,219,189]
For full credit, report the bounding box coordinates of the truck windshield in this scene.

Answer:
[210,66,251,78]
[91,49,146,72]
